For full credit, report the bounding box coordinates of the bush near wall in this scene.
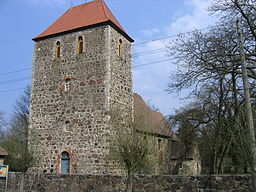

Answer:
[0,172,252,192]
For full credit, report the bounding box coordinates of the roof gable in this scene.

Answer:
[33,0,133,42]
[133,93,179,140]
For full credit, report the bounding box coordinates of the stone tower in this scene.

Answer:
[28,0,134,174]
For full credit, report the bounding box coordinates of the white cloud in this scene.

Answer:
[165,0,216,35]
[133,39,174,115]
[140,28,160,37]
[133,0,216,115]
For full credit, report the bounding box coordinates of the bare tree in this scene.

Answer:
[0,111,6,141]
[166,8,256,173]
[9,86,30,143]
[169,102,208,174]
[209,0,256,40]
[109,111,152,192]
[1,86,35,192]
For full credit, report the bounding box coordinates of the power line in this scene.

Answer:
[133,35,178,46]
[0,48,166,76]
[0,59,173,93]
[0,76,31,85]
[133,48,166,57]
[133,25,215,46]
[0,25,218,76]
[0,58,172,88]
[0,47,166,76]
[133,59,172,68]
[0,67,32,76]
[0,47,167,76]
[0,26,213,77]
[0,87,27,93]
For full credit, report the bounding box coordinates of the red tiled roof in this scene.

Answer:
[33,0,133,42]
[0,147,8,156]
[133,93,179,141]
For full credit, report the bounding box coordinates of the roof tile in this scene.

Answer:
[33,0,133,42]
[133,93,179,140]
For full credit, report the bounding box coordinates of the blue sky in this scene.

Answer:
[0,0,216,119]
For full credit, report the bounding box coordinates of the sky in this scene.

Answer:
[0,0,217,120]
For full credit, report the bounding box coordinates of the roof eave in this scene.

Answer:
[108,22,134,42]
[32,21,134,43]
[136,129,177,140]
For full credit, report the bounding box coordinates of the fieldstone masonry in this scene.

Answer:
[2,172,252,192]
[28,0,200,177]
[28,24,133,174]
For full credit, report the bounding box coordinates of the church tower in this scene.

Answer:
[28,0,134,174]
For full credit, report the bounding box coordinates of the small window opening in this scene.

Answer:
[61,152,70,174]
[56,41,61,58]
[118,39,123,57]
[78,36,83,54]
[158,139,162,150]
[65,121,71,131]
[65,78,71,92]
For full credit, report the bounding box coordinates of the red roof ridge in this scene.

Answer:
[133,93,179,140]
[68,0,100,10]
[102,0,108,18]
[33,0,133,42]
[101,0,126,32]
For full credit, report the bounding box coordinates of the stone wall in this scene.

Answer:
[29,24,133,174]
[171,145,201,175]
[2,172,252,192]
[144,136,171,175]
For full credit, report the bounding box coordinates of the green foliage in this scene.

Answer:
[0,136,34,172]
[0,86,35,172]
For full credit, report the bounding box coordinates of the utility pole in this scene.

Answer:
[237,19,256,191]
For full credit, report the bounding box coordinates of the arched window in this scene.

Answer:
[61,152,70,174]
[118,39,123,57]
[65,78,71,92]
[65,120,71,131]
[78,36,83,54]
[56,41,61,58]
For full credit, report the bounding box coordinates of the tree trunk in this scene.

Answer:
[210,150,216,174]
[125,170,132,192]
[237,19,256,192]
[130,173,134,192]
[125,170,135,192]
[19,172,25,192]
[211,77,225,174]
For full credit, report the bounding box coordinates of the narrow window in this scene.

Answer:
[61,152,70,174]
[78,36,83,54]
[56,41,61,58]
[65,120,71,131]
[65,78,71,92]
[158,139,162,150]
[118,39,123,57]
